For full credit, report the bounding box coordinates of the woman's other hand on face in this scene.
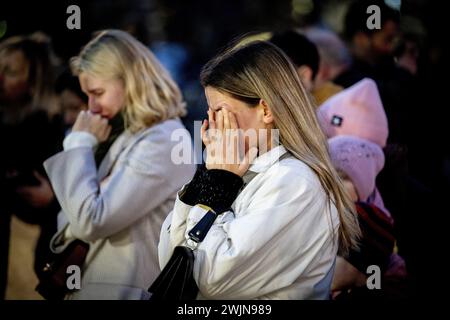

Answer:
[72,110,112,143]
[201,109,258,177]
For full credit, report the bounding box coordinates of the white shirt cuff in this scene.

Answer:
[63,131,98,150]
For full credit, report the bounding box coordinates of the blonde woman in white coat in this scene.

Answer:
[43,30,195,299]
[159,41,361,299]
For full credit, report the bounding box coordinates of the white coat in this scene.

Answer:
[159,145,340,299]
[44,118,195,299]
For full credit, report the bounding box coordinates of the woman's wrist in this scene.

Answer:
[198,169,243,213]
[63,131,98,150]
[179,164,207,205]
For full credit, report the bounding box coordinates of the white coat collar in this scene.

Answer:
[248,145,288,173]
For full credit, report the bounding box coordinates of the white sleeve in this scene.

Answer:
[158,191,193,269]
[45,129,195,242]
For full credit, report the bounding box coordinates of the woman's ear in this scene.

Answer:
[259,99,274,125]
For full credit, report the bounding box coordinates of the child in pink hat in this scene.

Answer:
[328,135,407,299]
[328,135,390,217]
[317,78,388,147]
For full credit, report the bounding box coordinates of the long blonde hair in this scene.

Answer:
[70,29,186,132]
[200,40,360,256]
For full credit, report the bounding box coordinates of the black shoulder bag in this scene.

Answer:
[35,239,89,300]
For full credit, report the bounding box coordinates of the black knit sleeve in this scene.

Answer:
[179,164,207,205]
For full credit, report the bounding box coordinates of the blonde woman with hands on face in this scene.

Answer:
[159,40,360,300]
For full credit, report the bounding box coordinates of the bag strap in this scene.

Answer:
[186,151,292,249]
[187,208,217,244]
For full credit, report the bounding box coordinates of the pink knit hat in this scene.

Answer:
[328,135,384,203]
[317,78,388,147]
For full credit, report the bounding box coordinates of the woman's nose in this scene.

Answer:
[88,97,101,114]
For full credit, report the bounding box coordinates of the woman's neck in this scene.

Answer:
[256,126,277,156]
